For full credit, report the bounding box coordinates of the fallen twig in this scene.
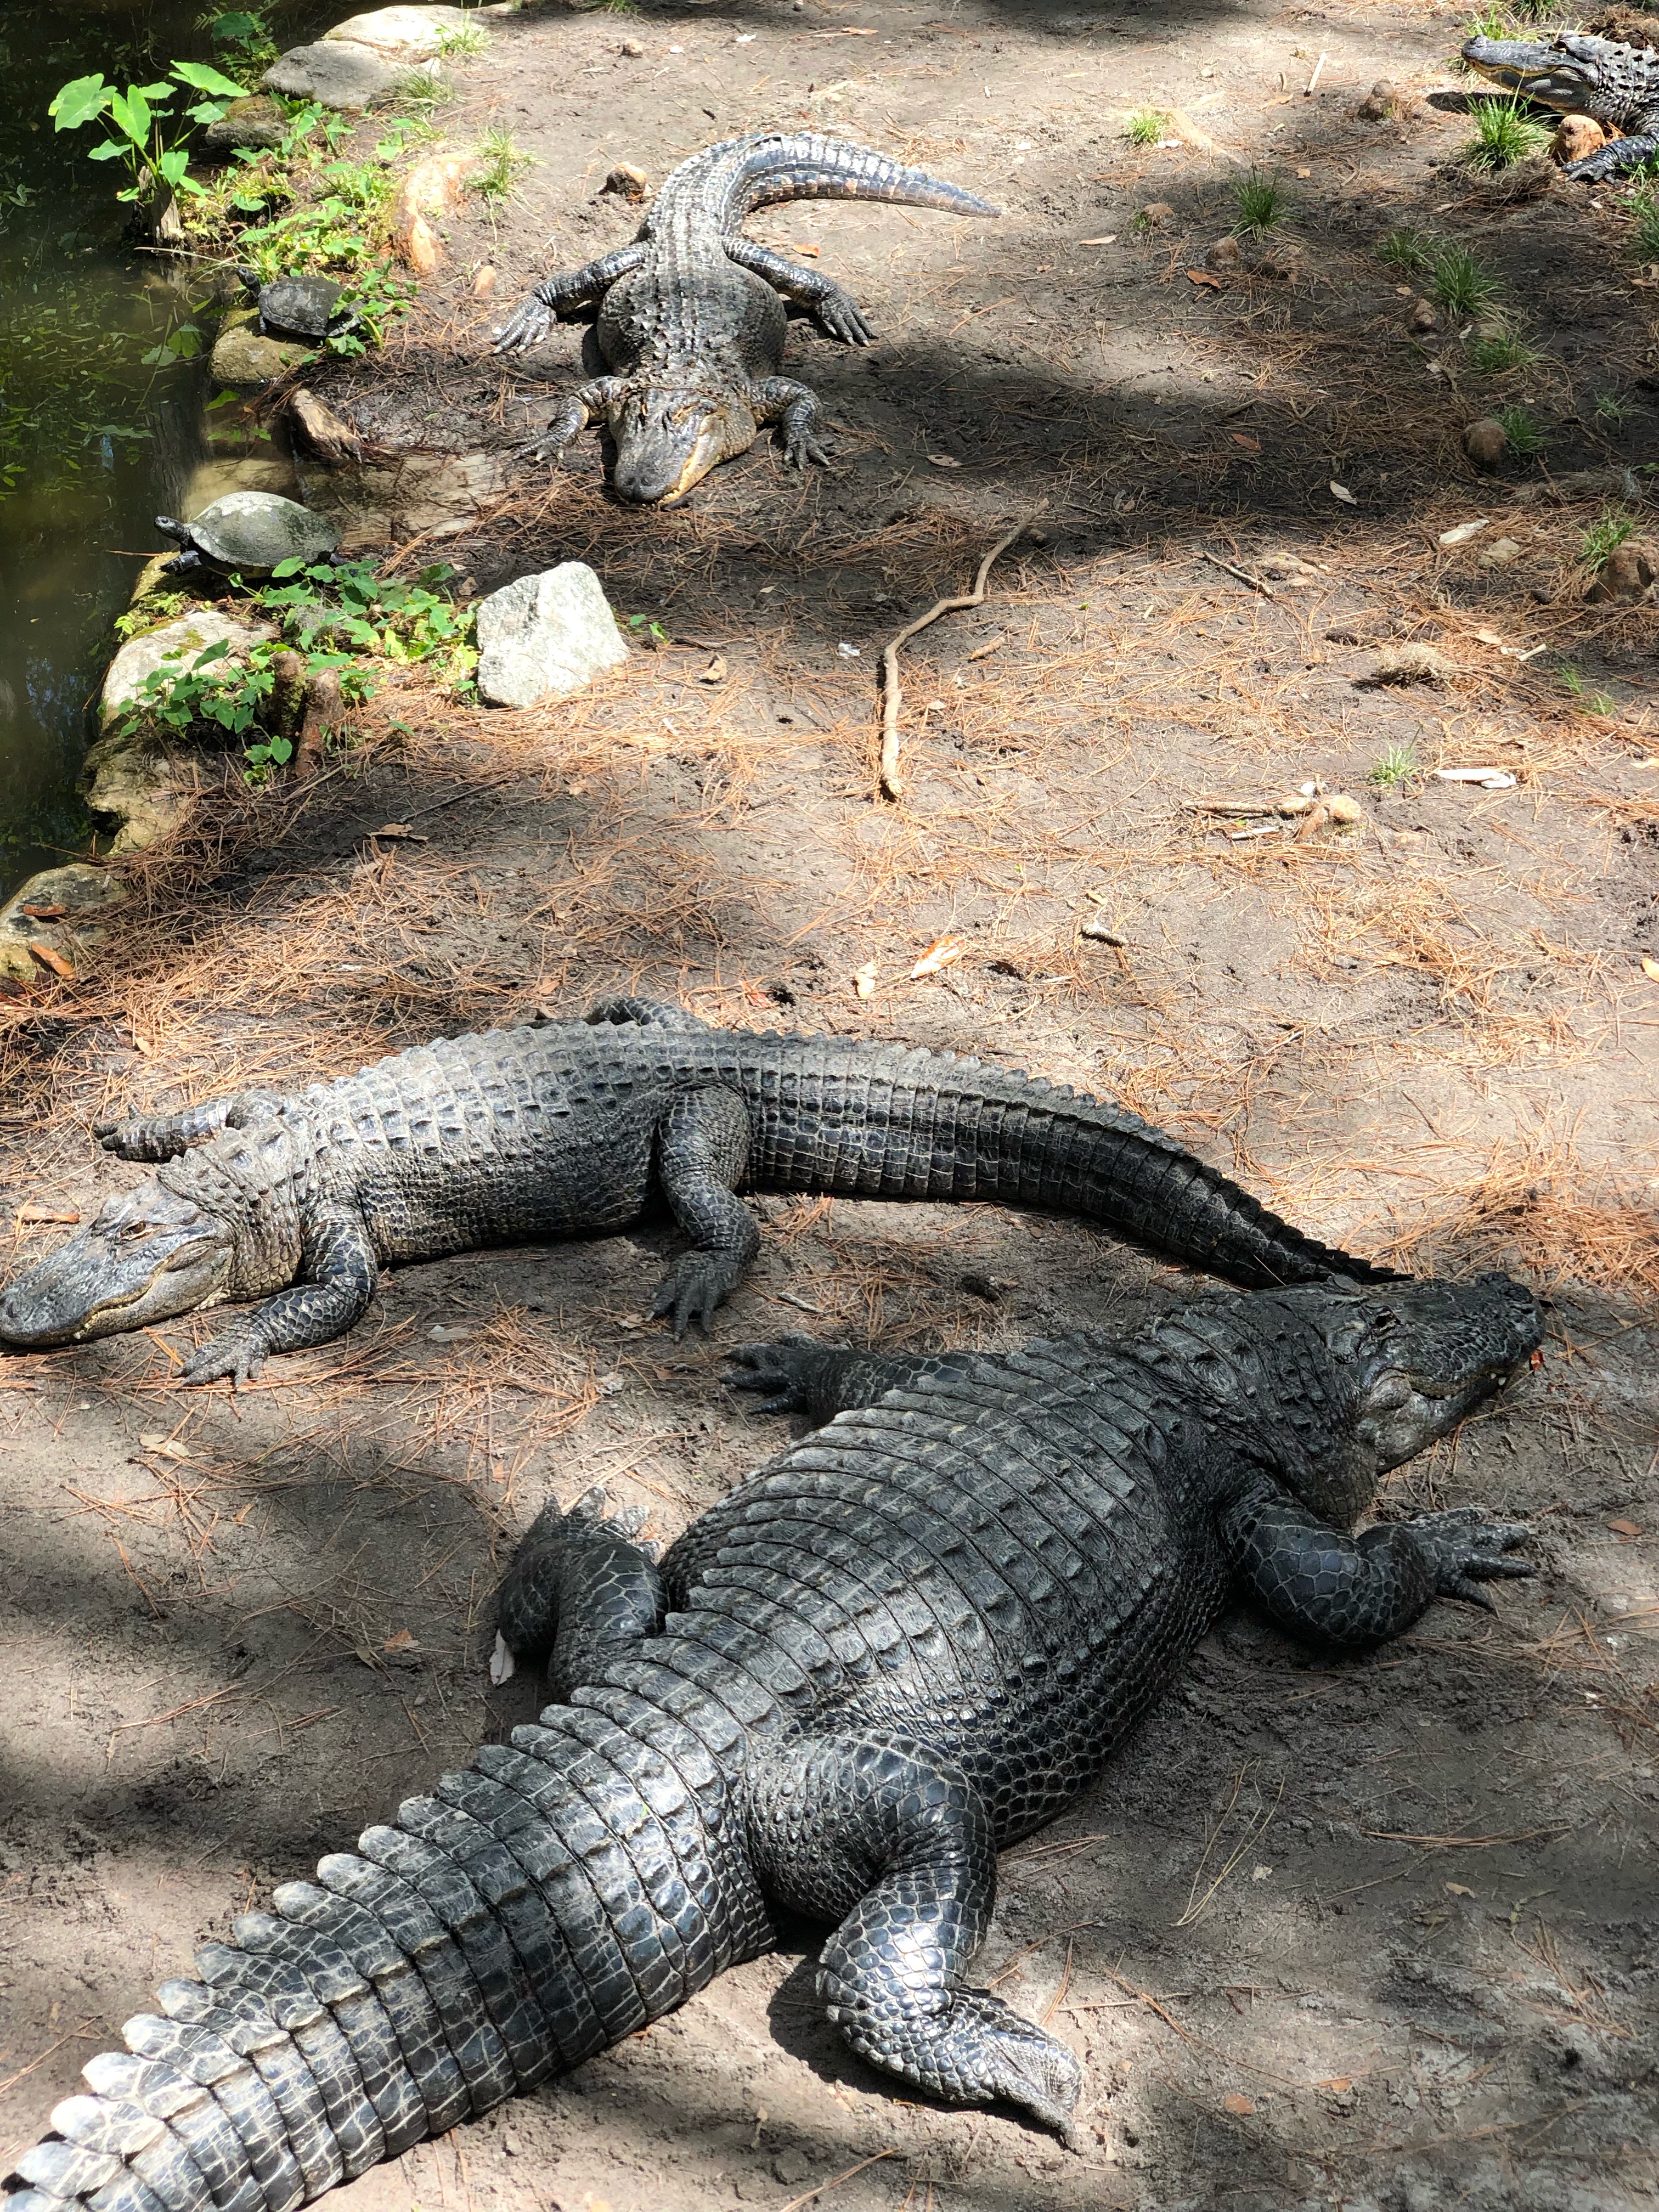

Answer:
[1201,548,1276,599]
[878,521,1028,800]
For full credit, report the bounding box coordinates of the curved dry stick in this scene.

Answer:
[877,521,1027,800]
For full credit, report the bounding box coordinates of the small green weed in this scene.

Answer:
[397,69,455,111]
[1124,108,1167,146]
[1558,661,1585,697]
[1429,240,1500,320]
[203,7,279,70]
[1368,742,1420,791]
[1594,391,1632,426]
[435,18,490,58]
[112,591,188,642]
[1377,226,1434,273]
[627,613,670,646]
[475,126,534,206]
[1466,323,1539,373]
[1581,507,1637,566]
[1494,403,1544,455]
[1629,184,1659,259]
[1462,96,1551,171]
[1232,169,1286,235]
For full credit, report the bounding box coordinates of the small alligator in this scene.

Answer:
[491,132,996,505]
[0,1274,1538,2212]
[0,999,1395,1387]
[1462,29,1659,178]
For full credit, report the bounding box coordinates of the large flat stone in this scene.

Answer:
[201,95,286,155]
[101,612,276,730]
[325,6,471,58]
[81,745,199,857]
[262,39,417,112]
[211,320,310,391]
[297,449,507,546]
[0,865,127,985]
[475,563,629,709]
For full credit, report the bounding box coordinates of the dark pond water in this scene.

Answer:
[0,1,328,902]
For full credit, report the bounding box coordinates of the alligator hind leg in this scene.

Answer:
[746,1730,1082,2141]
[491,1486,663,1691]
[94,1090,285,1163]
[720,238,876,345]
[750,377,832,470]
[650,1087,761,1336]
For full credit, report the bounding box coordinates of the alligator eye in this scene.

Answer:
[120,1222,151,1242]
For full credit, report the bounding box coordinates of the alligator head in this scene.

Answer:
[1288,1274,1542,1523]
[1460,31,1616,115]
[0,1182,236,1351]
[606,384,758,506]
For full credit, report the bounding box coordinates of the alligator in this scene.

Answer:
[1462,29,1659,178]
[490,132,997,505]
[0,1273,1538,2212]
[0,997,1397,1388]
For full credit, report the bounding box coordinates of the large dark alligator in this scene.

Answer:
[0,1274,1538,2212]
[1462,29,1659,178]
[0,998,1396,1387]
[490,132,996,505]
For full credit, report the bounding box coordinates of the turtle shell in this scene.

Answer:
[259,274,345,340]
[184,492,341,573]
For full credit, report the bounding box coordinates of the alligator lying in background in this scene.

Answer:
[0,1275,1538,2212]
[0,998,1397,1387]
[1462,29,1659,178]
[490,132,997,504]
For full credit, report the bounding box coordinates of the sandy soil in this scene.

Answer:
[3,1,1659,2209]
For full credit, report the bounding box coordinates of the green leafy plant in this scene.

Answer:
[205,8,280,69]
[1232,169,1286,235]
[1629,183,1659,261]
[627,613,670,646]
[48,60,246,219]
[258,556,476,681]
[1462,95,1551,171]
[1594,391,1632,427]
[1124,108,1167,146]
[475,126,534,205]
[1581,507,1637,566]
[1494,403,1545,455]
[1466,321,1539,373]
[1368,742,1420,791]
[1429,240,1500,320]
[1377,226,1434,274]
[113,591,188,642]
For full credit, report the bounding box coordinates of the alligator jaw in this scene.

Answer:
[1460,34,1600,111]
[0,1187,234,1352]
[606,385,757,506]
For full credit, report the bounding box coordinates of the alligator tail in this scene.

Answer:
[728,132,999,219]
[3,1701,769,2212]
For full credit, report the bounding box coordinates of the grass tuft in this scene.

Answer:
[435,18,490,58]
[474,127,534,206]
[1462,97,1552,171]
[1629,184,1659,260]
[1429,241,1501,320]
[397,69,454,110]
[1495,404,1545,455]
[1467,323,1541,374]
[1124,108,1169,146]
[1581,507,1637,566]
[1368,742,1420,791]
[1377,226,1434,273]
[1231,169,1286,234]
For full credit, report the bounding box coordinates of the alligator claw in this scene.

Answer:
[492,298,555,353]
[650,1252,746,1338]
[725,1336,823,1415]
[785,428,832,471]
[180,1330,265,1389]
[1406,1506,1533,1606]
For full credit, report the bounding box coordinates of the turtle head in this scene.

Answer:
[1460,32,1607,111]
[606,384,755,506]
[0,1182,236,1351]
[154,514,188,544]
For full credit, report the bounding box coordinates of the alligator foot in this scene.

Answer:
[650,1250,748,1336]
[1403,1505,1534,1609]
[725,1336,828,1414]
[180,1324,267,1388]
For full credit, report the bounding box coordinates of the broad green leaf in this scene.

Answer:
[270,558,305,577]
[48,75,110,131]
[191,640,232,670]
[155,147,191,187]
[172,60,246,97]
[107,89,149,148]
[134,81,175,102]
[88,139,126,162]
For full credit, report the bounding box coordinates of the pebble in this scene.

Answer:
[620,36,643,54]
[1356,79,1397,121]
[1477,537,1522,568]
[1408,297,1438,334]
[1464,417,1509,472]
[1553,114,1609,165]
[1587,542,1656,604]
[1140,201,1175,227]
[1205,234,1241,269]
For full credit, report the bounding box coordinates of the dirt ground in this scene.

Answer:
[3,0,1659,2208]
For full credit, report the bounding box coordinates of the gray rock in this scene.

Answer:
[475,563,629,708]
[101,612,276,730]
[211,321,310,391]
[201,95,286,155]
[261,39,419,112]
[0,865,127,986]
[326,6,471,58]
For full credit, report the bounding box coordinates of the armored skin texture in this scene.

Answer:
[1462,30,1659,178]
[491,133,997,504]
[0,998,1397,1388]
[0,1277,1539,2212]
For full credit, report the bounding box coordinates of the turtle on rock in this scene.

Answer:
[233,266,360,344]
[154,491,341,578]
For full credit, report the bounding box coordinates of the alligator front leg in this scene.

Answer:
[1221,1480,1532,1649]
[489,1486,663,1691]
[1565,125,1659,180]
[650,1087,761,1336]
[524,377,631,464]
[93,1091,284,1163]
[182,1208,379,1386]
[721,237,876,344]
[747,1730,1082,2143]
[750,377,832,470]
[491,243,648,353]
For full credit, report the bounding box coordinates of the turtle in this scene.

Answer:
[154,491,342,578]
[232,266,360,343]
